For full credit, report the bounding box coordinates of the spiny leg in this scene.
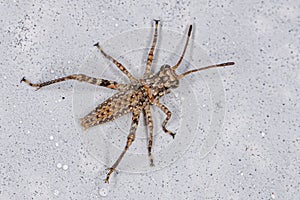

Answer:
[94,43,136,82]
[21,74,127,91]
[144,19,160,77]
[144,105,154,166]
[154,101,175,139]
[105,111,140,183]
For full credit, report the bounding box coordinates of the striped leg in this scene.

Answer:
[20,74,126,91]
[94,43,136,82]
[144,20,159,77]
[154,101,175,139]
[144,105,154,166]
[105,111,140,183]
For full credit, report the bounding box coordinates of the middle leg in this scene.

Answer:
[94,43,136,82]
[105,111,140,183]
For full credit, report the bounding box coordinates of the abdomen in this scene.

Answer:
[80,90,143,129]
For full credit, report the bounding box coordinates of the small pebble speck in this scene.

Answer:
[53,190,60,196]
[49,135,54,140]
[62,164,68,170]
[99,187,108,197]
[271,193,276,199]
[55,142,59,147]
[57,163,62,168]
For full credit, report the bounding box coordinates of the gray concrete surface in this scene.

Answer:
[1,0,299,199]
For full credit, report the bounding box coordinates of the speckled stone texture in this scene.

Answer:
[1,0,299,199]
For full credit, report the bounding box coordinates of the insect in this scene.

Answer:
[21,20,234,183]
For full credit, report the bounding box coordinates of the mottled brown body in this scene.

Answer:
[81,64,179,130]
[21,20,234,183]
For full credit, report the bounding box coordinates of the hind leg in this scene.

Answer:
[105,111,140,183]
[144,105,154,166]
[21,74,127,91]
